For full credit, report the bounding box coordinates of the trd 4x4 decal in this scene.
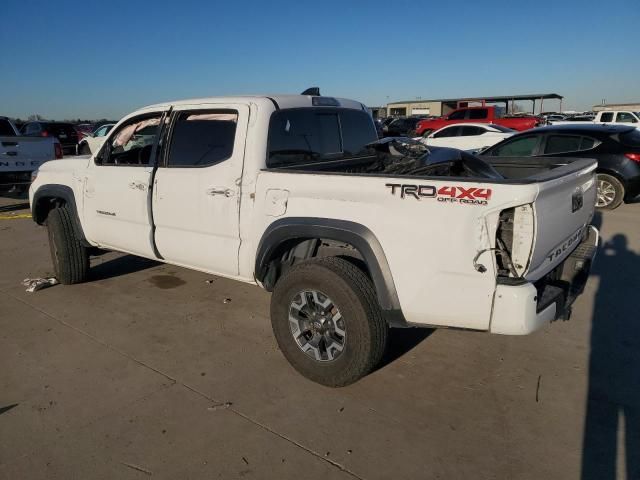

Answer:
[386,183,492,206]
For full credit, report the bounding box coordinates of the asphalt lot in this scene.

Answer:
[1,192,638,480]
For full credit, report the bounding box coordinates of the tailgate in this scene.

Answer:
[0,136,56,171]
[525,158,597,281]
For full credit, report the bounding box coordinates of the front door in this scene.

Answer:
[152,104,248,277]
[83,111,167,257]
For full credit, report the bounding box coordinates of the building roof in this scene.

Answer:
[388,93,563,105]
[592,102,640,109]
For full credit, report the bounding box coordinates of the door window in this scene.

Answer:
[433,126,460,138]
[448,110,466,120]
[600,112,614,122]
[97,114,162,166]
[468,109,488,120]
[616,112,638,123]
[459,126,485,136]
[544,135,599,154]
[25,123,41,135]
[166,111,238,167]
[490,136,538,156]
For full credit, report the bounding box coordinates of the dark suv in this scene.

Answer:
[21,121,78,155]
[481,124,640,209]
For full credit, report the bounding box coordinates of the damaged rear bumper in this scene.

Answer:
[489,225,598,335]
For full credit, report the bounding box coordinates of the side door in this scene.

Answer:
[152,104,249,277]
[82,110,168,257]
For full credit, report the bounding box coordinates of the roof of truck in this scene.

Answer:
[141,95,367,112]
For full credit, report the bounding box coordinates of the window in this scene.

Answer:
[544,135,582,154]
[616,112,637,123]
[0,119,15,136]
[340,110,378,157]
[94,126,109,137]
[97,114,162,166]
[488,124,515,133]
[166,111,238,167]
[600,112,614,122]
[460,126,485,136]
[433,126,460,138]
[25,123,41,135]
[468,109,488,120]
[490,136,538,156]
[448,110,466,120]
[267,108,377,167]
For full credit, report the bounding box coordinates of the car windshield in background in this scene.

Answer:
[267,108,377,168]
[620,129,640,148]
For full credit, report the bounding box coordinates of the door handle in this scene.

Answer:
[129,181,147,191]
[206,187,233,197]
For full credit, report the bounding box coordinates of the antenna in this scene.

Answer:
[301,87,320,96]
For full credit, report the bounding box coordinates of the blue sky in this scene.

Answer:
[1,0,638,120]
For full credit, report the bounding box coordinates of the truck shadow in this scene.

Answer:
[581,212,640,479]
[89,254,159,282]
[377,327,435,371]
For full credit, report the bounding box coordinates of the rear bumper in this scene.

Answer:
[489,225,599,335]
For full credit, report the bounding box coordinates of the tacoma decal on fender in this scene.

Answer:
[386,183,492,205]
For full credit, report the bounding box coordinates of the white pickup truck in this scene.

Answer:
[1,117,62,190]
[29,92,599,386]
[550,110,640,127]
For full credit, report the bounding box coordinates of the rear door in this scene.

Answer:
[152,104,248,276]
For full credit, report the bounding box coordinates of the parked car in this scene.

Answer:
[383,117,424,136]
[480,124,640,209]
[77,123,116,155]
[415,106,542,137]
[20,121,79,155]
[30,91,598,386]
[550,111,639,127]
[0,116,62,189]
[419,123,515,152]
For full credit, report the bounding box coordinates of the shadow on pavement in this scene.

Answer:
[0,404,18,416]
[89,255,159,282]
[377,327,435,371]
[581,212,640,479]
[0,202,30,213]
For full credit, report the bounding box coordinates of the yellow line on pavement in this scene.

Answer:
[0,213,31,220]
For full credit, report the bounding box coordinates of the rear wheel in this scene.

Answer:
[47,206,89,284]
[595,173,624,210]
[270,257,388,387]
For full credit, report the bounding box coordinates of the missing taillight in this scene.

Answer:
[496,204,535,277]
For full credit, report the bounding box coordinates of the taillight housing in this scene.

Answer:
[54,142,63,159]
[41,130,49,137]
[625,152,640,163]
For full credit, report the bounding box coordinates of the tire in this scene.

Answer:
[595,173,624,210]
[270,257,388,387]
[47,206,89,284]
[79,143,91,155]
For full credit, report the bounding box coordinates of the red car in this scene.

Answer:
[415,106,542,137]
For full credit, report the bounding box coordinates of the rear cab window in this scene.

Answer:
[267,108,377,168]
[600,112,614,122]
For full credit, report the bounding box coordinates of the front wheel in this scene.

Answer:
[47,206,89,284]
[270,257,388,387]
[596,173,624,210]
